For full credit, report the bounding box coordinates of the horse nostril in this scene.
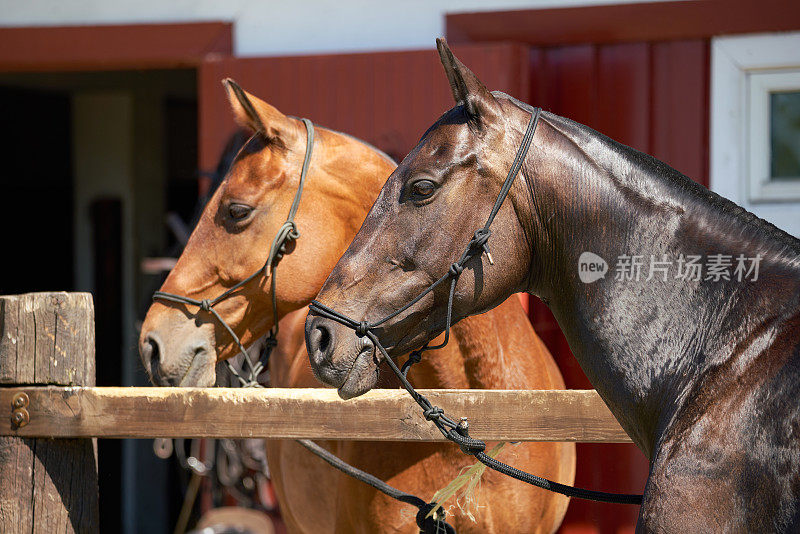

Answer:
[142,334,164,383]
[148,338,161,363]
[305,317,339,368]
[315,324,331,355]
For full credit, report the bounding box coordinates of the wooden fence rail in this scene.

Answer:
[1,386,631,442]
[0,292,633,533]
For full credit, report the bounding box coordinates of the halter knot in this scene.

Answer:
[273,221,300,262]
[423,406,444,421]
[355,321,369,337]
[415,503,454,534]
[449,262,464,277]
[281,221,300,242]
[470,228,491,249]
[199,299,212,312]
[263,336,278,348]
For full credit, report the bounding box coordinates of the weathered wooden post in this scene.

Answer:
[0,292,99,533]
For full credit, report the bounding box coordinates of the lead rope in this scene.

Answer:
[152,118,455,533]
[309,108,644,506]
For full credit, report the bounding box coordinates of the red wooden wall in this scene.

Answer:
[198,43,530,177]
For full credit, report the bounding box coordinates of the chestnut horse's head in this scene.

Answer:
[306,40,539,399]
[140,80,394,386]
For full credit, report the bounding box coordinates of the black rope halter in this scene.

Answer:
[309,108,643,506]
[153,118,314,387]
[151,118,455,532]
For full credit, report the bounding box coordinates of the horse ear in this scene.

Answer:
[222,79,297,146]
[435,38,498,120]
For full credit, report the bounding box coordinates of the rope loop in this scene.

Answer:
[286,221,300,241]
[401,350,423,377]
[199,299,212,312]
[447,428,487,455]
[355,321,369,337]
[273,221,301,261]
[449,262,464,277]
[281,221,300,244]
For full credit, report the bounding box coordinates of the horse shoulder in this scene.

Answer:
[642,322,800,533]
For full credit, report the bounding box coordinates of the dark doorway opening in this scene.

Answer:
[0,86,74,294]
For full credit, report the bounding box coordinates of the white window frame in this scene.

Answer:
[747,71,800,202]
[711,32,800,206]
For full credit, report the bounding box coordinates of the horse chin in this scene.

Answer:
[337,347,380,400]
[178,351,217,387]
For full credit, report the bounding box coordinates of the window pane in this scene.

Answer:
[770,90,800,180]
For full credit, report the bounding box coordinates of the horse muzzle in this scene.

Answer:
[139,309,217,387]
[305,314,380,399]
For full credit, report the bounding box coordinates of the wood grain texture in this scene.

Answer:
[0,293,95,386]
[0,387,632,443]
[0,293,98,534]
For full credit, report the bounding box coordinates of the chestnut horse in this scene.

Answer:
[307,40,800,532]
[139,80,574,532]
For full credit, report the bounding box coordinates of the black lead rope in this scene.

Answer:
[152,118,454,533]
[296,440,454,533]
[309,108,643,506]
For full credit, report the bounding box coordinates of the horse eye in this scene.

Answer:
[228,203,253,221]
[410,179,436,200]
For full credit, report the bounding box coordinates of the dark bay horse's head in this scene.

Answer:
[306,40,538,399]
[140,80,394,386]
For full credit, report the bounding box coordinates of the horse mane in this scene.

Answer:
[333,128,398,166]
[493,91,800,264]
[291,117,397,166]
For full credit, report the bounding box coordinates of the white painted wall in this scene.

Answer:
[1,0,670,57]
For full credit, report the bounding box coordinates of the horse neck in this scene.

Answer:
[524,113,800,457]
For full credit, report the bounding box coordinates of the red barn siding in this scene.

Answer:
[0,23,232,72]
[198,43,530,175]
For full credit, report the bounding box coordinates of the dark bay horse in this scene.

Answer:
[306,39,800,532]
[140,80,574,532]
